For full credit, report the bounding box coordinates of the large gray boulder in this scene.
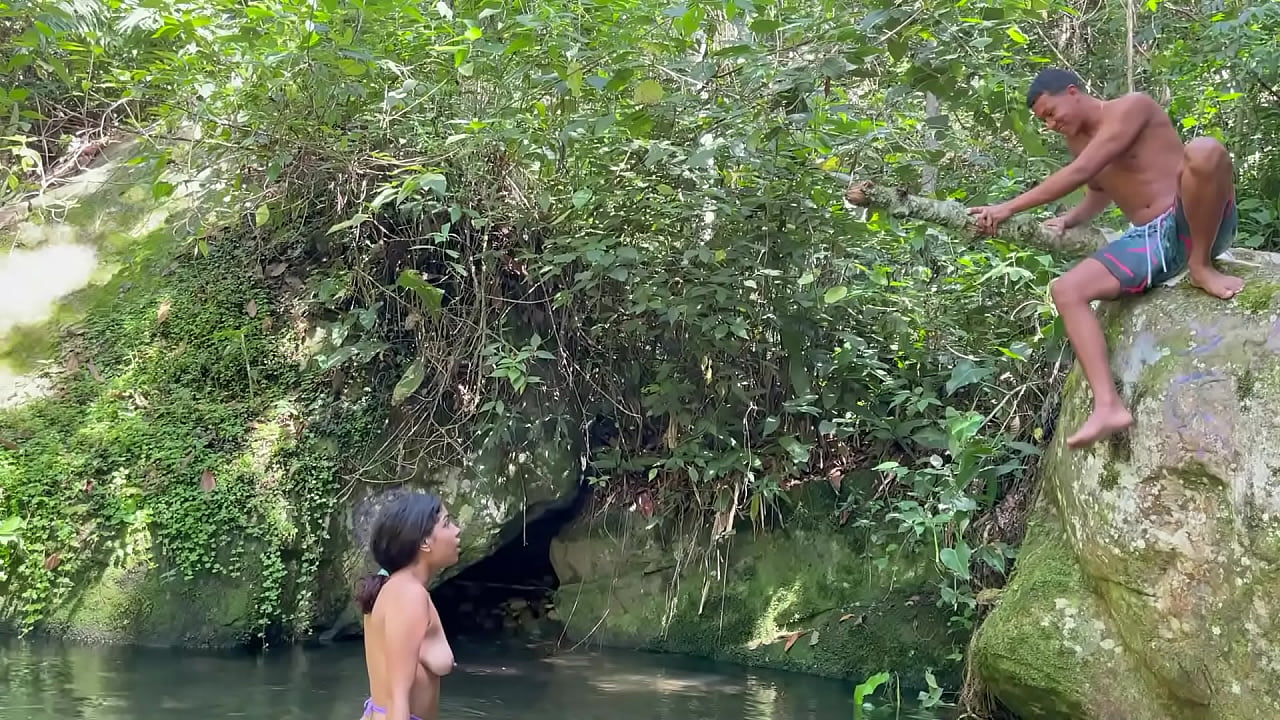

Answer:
[972,249,1280,719]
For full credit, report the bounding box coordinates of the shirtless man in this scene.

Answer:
[355,492,462,720]
[968,68,1243,449]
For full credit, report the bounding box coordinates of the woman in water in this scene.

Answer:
[353,491,461,720]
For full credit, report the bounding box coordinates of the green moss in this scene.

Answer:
[1237,367,1257,402]
[42,560,257,647]
[1234,280,1280,314]
[553,513,958,686]
[971,506,1090,720]
[1124,328,1187,408]
[1174,460,1227,491]
[1099,463,1120,491]
[0,144,371,645]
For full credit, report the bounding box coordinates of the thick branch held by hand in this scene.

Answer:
[842,180,1106,260]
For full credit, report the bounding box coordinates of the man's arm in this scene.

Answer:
[1061,184,1112,228]
[1003,95,1151,215]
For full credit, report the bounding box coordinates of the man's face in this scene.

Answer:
[1031,88,1080,136]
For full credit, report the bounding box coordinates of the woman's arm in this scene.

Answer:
[383,585,430,720]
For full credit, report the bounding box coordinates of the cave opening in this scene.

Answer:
[431,483,587,646]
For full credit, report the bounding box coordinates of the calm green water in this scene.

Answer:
[0,636,946,720]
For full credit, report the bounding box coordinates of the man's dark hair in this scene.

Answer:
[1026,68,1083,108]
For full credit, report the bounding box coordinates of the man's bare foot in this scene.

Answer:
[1189,265,1245,299]
[1066,405,1134,449]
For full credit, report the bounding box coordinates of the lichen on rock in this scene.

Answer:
[973,249,1280,719]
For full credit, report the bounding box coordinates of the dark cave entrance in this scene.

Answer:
[431,484,587,644]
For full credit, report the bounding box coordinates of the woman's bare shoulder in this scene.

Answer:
[376,578,431,621]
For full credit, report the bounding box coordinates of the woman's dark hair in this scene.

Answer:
[353,491,443,615]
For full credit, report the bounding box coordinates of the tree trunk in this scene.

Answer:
[840,179,1108,261]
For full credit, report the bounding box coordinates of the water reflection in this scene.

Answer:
[0,635,944,720]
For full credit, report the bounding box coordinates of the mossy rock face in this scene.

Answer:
[39,561,258,648]
[1,139,583,647]
[363,401,583,583]
[549,492,958,684]
[1,140,278,646]
[970,496,1172,720]
[319,378,585,639]
[972,249,1280,720]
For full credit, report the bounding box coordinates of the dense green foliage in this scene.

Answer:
[2,0,1278,668]
[0,212,382,636]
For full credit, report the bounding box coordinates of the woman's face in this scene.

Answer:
[423,504,462,569]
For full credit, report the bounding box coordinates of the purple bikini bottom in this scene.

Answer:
[362,698,424,720]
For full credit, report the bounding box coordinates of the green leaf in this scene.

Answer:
[565,63,584,94]
[0,515,26,544]
[674,6,702,36]
[327,213,370,235]
[686,147,715,167]
[1006,26,1028,43]
[420,173,448,196]
[777,435,811,464]
[571,187,593,208]
[633,79,664,105]
[254,204,270,227]
[749,17,782,33]
[337,58,367,76]
[822,286,848,304]
[391,358,426,405]
[495,27,533,51]
[939,542,972,579]
[944,359,994,395]
[396,269,444,316]
[761,415,781,436]
[317,346,358,370]
[1007,441,1042,456]
[853,671,892,720]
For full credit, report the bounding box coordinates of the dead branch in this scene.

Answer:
[841,179,1107,260]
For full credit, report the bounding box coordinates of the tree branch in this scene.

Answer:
[840,179,1107,260]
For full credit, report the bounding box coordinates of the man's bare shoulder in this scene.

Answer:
[1102,92,1163,121]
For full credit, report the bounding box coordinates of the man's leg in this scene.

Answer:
[1050,257,1132,449]
[1179,137,1244,299]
